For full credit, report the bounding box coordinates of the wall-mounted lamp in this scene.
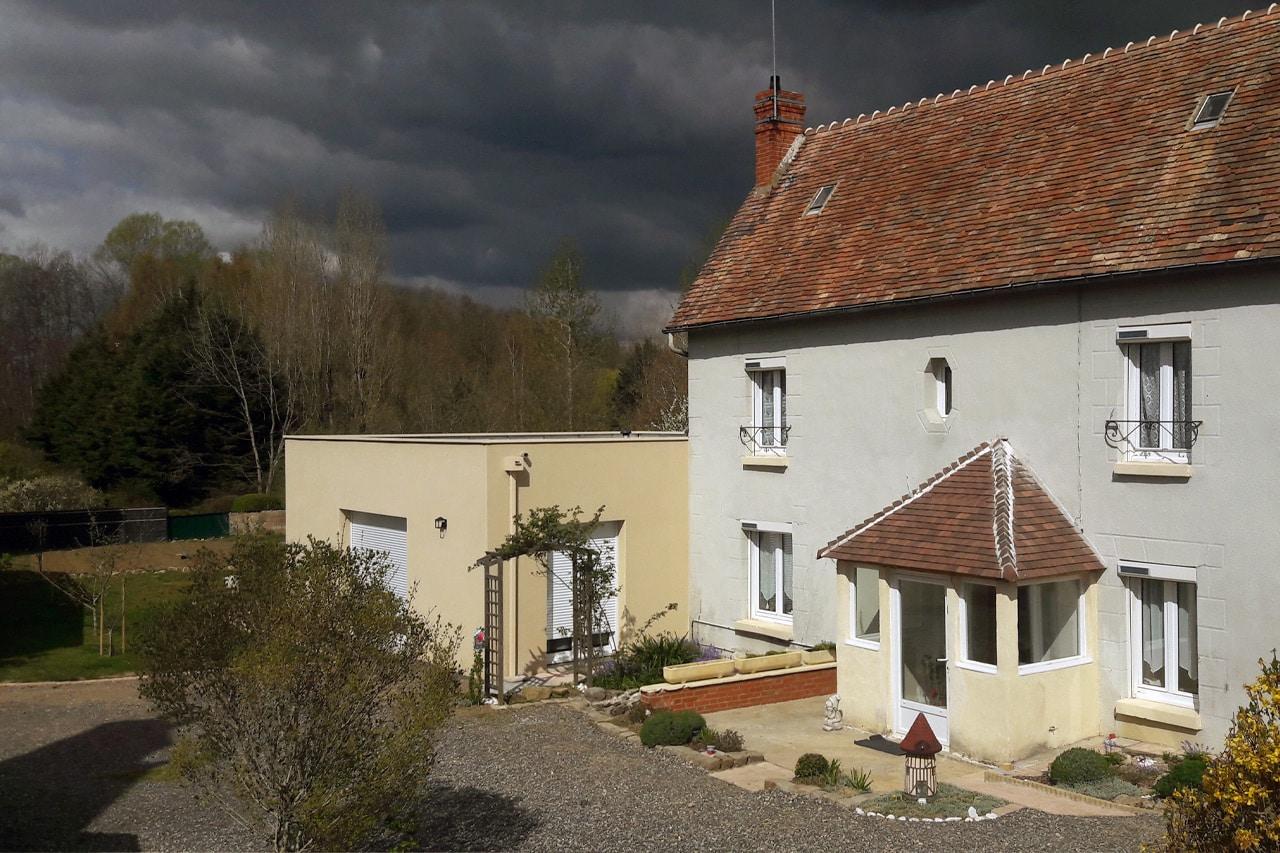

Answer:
[434,516,447,537]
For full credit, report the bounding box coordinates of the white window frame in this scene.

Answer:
[744,519,793,624]
[1119,323,1192,464]
[745,358,787,456]
[931,358,952,418]
[956,581,998,674]
[1016,577,1090,676]
[846,566,881,650]
[1120,561,1199,709]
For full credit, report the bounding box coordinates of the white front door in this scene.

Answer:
[546,523,620,663]
[893,576,949,744]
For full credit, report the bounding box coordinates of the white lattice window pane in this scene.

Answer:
[1172,342,1192,449]
[1177,583,1198,694]
[1139,343,1161,447]
[1141,578,1166,687]
[757,532,777,613]
[781,534,793,615]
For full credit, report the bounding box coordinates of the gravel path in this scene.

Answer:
[0,679,256,852]
[0,681,1164,851]
[421,703,1165,852]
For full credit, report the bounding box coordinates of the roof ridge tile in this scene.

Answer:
[803,5,1280,139]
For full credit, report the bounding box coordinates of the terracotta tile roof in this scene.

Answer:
[668,9,1280,331]
[817,440,1104,581]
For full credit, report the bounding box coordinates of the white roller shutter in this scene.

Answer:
[546,523,620,662]
[347,512,409,601]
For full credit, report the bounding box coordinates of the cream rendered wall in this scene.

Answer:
[688,265,1280,753]
[285,438,489,671]
[287,436,688,680]
[483,439,689,679]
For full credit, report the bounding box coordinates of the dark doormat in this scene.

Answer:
[854,735,903,755]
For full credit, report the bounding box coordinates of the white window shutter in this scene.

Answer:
[348,512,409,601]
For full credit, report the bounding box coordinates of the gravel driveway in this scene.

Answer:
[0,681,1164,851]
[423,702,1164,852]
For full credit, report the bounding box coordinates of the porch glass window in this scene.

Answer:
[1017,580,1082,666]
[750,529,792,621]
[850,566,880,646]
[1133,577,1198,705]
[961,583,997,667]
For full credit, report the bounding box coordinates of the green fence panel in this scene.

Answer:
[168,512,230,541]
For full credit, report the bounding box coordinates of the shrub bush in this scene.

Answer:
[694,727,745,752]
[1049,747,1111,785]
[594,631,700,690]
[1164,655,1280,849]
[1064,775,1144,801]
[0,475,104,512]
[231,493,284,512]
[1154,756,1207,798]
[639,710,704,747]
[794,752,830,782]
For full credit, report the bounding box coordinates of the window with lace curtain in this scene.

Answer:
[1119,325,1193,463]
[1121,561,1198,708]
[746,524,793,623]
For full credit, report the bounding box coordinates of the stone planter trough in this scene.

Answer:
[663,658,737,684]
[735,650,803,674]
[801,649,836,665]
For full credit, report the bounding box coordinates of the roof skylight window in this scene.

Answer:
[1191,91,1233,129]
[804,183,836,215]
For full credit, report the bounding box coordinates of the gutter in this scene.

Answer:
[663,254,1280,335]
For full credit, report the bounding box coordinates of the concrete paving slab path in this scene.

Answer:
[704,697,1136,817]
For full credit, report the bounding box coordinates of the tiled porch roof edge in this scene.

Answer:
[816,440,994,560]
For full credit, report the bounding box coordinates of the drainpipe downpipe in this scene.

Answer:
[666,331,689,358]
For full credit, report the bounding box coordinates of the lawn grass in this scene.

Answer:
[860,782,1006,818]
[0,568,193,682]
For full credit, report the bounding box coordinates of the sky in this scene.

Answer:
[0,0,1251,336]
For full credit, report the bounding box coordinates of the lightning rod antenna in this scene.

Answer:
[771,0,779,119]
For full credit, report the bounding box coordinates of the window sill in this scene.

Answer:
[733,618,793,642]
[844,637,880,652]
[1115,697,1202,732]
[1113,461,1193,479]
[955,660,998,675]
[742,455,789,470]
[1017,655,1092,676]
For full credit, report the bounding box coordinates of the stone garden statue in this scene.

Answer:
[823,693,843,731]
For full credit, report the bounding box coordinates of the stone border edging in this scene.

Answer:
[982,771,1155,815]
[854,805,999,823]
[0,674,139,688]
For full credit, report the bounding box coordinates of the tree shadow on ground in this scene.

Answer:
[415,782,541,851]
[0,570,85,663]
[0,718,171,851]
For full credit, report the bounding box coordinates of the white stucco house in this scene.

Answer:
[666,9,1280,761]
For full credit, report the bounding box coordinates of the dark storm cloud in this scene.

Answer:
[0,0,1249,330]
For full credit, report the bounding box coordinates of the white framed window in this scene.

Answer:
[930,357,952,418]
[848,566,880,649]
[1017,578,1088,674]
[958,582,997,672]
[1121,561,1198,708]
[744,520,792,623]
[1118,324,1193,463]
[745,359,787,456]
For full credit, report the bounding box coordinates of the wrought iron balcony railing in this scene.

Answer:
[740,424,790,456]
[1104,419,1202,457]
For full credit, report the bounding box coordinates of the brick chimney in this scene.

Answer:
[754,76,806,187]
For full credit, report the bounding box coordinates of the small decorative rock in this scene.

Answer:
[967,806,979,820]
[854,808,864,815]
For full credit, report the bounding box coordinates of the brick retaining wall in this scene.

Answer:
[641,664,836,715]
